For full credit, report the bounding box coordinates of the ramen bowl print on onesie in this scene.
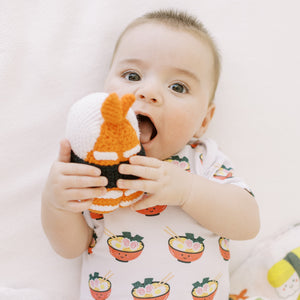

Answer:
[131,274,174,300]
[89,272,113,300]
[105,229,144,262]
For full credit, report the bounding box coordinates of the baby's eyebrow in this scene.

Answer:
[172,67,200,83]
[118,58,145,66]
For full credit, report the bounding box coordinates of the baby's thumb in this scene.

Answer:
[58,139,71,163]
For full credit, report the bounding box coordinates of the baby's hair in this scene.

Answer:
[112,9,221,103]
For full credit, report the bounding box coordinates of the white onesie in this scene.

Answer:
[79,138,252,300]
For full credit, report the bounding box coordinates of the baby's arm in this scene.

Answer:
[41,139,108,258]
[118,155,260,241]
[180,175,260,240]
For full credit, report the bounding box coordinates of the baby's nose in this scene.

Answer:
[138,94,158,103]
[136,80,162,104]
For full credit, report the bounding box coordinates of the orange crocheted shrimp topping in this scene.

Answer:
[86,93,140,166]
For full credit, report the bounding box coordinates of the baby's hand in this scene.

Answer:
[42,139,108,213]
[117,155,192,210]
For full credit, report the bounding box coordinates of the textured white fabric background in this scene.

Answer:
[1,1,299,299]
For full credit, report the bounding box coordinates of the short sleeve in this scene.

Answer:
[193,138,254,196]
[83,210,105,243]
[83,210,94,229]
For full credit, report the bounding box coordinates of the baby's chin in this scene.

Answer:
[142,144,175,161]
[141,144,158,159]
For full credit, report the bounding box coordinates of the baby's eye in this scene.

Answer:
[169,83,188,94]
[123,71,141,81]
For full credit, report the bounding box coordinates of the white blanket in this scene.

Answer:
[1,1,300,299]
[230,223,300,299]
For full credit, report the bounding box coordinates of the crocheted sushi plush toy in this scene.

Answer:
[65,92,145,217]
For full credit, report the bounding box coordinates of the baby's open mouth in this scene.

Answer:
[137,114,157,144]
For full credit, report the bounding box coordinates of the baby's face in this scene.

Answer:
[104,22,215,159]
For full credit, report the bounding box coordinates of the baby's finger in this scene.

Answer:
[129,155,162,168]
[66,199,94,213]
[58,139,71,163]
[117,178,157,194]
[65,187,107,201]
[132,194,160,210]
[63,175,108,189]
[60,162,101,177]
[119,164,159,180]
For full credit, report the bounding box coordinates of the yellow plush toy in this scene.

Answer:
[267,247,300,299]
[65,92,145,218]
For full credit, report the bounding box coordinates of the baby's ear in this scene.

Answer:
[194,103,215,138]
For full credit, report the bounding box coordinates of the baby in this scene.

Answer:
[42,9,260,299]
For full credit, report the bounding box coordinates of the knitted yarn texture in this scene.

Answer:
[66,92,144,216]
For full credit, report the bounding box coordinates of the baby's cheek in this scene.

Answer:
[166,117,191,144]
[104,77,128,97]
[170,111,199,138]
